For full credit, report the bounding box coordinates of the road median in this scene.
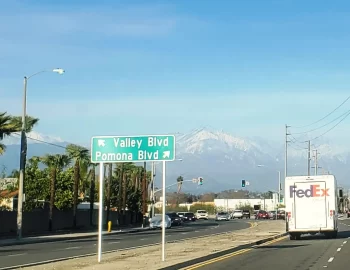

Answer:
[21,220,286,270]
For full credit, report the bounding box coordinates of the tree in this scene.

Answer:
[66,144,90,227]
[176,175,184,194]
[0,112,18,155]
[41,154,71,231]
[23,157,49,211]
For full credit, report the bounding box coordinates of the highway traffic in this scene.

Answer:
[167,218,350,270]
[0,219,250,269]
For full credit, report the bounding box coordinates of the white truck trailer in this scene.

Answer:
[285,175,339,240]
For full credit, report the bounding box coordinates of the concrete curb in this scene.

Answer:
[0,227,152,247]
[159,232,288,270]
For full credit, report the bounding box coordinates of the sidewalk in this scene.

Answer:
[0,226,151,247]
[23,220,287,270]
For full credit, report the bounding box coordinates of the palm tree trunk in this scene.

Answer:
[89,168,95,226]
[73,162,80,228]
[122,172,127,214]
[105,163,112,228]
[49,167,56,231]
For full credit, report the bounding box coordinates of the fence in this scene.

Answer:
[0,209,142,236]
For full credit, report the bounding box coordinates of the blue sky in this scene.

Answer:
[1,0,350,147]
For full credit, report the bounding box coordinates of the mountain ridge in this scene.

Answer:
[1,129,349,192]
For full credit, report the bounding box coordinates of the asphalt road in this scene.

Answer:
[184,218,350,270]
[0,219,250,269]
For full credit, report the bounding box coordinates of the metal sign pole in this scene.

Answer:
[162,160,166,261]
[98,162,104,262]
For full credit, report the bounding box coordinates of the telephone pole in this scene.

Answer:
[312,149,321,175]
[307,140,311,176]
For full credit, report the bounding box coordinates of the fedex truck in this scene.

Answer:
[285,175,338,240]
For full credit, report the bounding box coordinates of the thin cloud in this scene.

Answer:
[0,6,178,40]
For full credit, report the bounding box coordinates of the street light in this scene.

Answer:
[17,68,65,239]
[257,164,281,218]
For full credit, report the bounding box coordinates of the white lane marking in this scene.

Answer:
[181,233,187,235]
[343,241,347,244]
[108,241,120,244]
[328,257,334,262]
[140,239,145,241]
[337,248,341,252]
[195,231,199,233]
[65,246,81,250]
[7,253,27,257]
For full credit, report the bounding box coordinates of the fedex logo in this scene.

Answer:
[289,185,330,198]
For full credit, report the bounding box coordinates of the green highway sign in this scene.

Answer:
[90,135,176,163]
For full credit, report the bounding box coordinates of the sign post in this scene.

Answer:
[162,160,166,261]
[90,135,176,262]
[97,163,104,262]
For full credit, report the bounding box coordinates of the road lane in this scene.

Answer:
[0,219,250,269]
[185,223,350,270]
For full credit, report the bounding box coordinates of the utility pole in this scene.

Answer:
[17,76,28,240]
[307,140,311,176]
[312,149,321,176]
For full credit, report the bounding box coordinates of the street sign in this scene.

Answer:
[90,135,176,163]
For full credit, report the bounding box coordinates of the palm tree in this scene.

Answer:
[66,144,90,227]
[0,112,18,155]
[41,154,71,231]
[0,112,39,155]
[177,176,184,193]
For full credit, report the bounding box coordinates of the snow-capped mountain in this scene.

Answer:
[1,128,349,192]
[2,131,65,145]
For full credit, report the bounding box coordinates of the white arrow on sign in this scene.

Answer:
[163,151,170,158]
[246,181,250,186]
[98,140,105,147]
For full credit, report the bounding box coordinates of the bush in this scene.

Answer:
[154,206,188,214]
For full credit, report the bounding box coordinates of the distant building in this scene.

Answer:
[214,197,285,212]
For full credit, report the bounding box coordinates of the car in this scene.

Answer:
[184,212,196,221]
[277,210,286,220]
[216,212,230,221]
[231,210,243,219]
[255,210,269,219]
[177,212,187,222]
[195,210,209,220]
[149,214,172,229]
[165,212,182,226]
[242,210,250,219]
[268,211,277,219]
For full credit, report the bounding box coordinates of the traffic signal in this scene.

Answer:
[241,180,246,187]
[198,177,203,185]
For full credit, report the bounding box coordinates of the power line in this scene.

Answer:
[307,110,350,141]
[291,109,350,135]
[292,95,350,129]
[10,133,86,150]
